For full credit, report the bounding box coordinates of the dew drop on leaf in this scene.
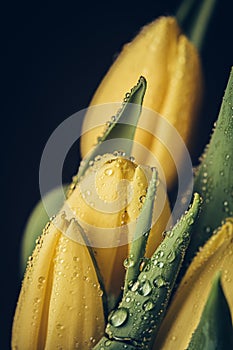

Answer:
[109,308,128,327]
[124,257,135,268]
[167,250,176,263]
[104,339,112,346]
[142,299,155,311]
[138,280,152,296]
[153,276,166,288]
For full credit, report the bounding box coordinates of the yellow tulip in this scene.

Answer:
[66,154,171,296]
[153,218,233,349]
[81,16,203,188]
[12,154,171,349]
[12,214,105,349]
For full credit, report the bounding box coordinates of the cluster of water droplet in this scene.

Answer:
[103,197,199,348]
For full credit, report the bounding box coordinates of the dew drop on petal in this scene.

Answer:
[104,168,114,176]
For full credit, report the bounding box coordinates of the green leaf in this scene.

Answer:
[124,168,158,293]
[95,193,201,349]
[185,67,233,265]
[20,185,68,275]
[73,76,147,184]
[187,273,233,349]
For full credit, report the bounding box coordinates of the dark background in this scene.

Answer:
[2,0,233,348]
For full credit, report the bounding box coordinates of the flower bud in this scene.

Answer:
[66,154,171,295]
[12,154,170,349]
[12,214,105,349]
[81,16,203,187]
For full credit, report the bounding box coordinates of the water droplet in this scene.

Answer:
[33,297,40,304]
[104,339,112,346]
[73,256,80,262]
[139,195,146,204]
[38,276,45,283]
[129,156,135,162]
[97,289,103,297]
[95,155,102,162]
[104,168,113,176]
[223,200,229,212]
[56,323,64,330]
[138,280,152,296]
[106,121,112,127]
[124,257,135,268]
[109,308,128,327]
[153,276,166,288]
[131,281,140,292]
[166,231,174,238]
[125,296,131,303]
[89,160,94,166]
[205,226,211,233]
[142,299,155,311]
[157,262,164,268]
[187,217,194,225]
[167,250,176,263]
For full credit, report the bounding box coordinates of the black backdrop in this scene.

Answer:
[2,0,233,348]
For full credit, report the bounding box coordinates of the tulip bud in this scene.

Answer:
[12,154,170,349]
[12,214,105,349]
[81,16,203,188]
[66,153,171,296]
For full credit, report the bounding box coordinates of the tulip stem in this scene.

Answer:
[176,0,196,25]
[189,0,217,51]
[176,0,218,52]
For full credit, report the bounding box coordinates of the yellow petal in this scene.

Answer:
[44,219,105,349]
[153,218,233,350]
[81,16,202,187]
[12,218,66,350]
[12,214,105,350]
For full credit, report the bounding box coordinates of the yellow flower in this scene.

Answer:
[12,214,105,349]
[66,154,171,296]
[153,218,233,349]
[12,154,171,349]
[81,16,203,188]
